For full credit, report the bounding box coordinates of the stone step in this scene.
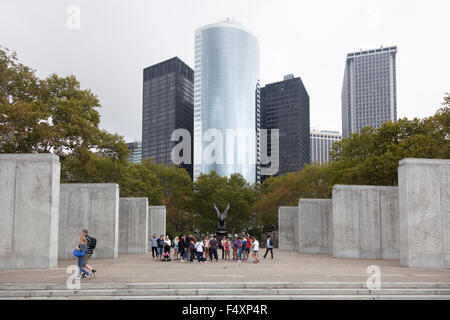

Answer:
[1,288,450,298]
[1,295,450,300]
[1,282,450,291]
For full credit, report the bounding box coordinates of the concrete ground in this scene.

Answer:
[1,250,449,284]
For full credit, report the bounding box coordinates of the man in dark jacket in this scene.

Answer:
[209,235,218,262]
[81,229,96,276]
[156,235,164,261]
[178,235,186,262]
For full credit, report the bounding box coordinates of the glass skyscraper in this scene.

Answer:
[142,57,194,178]
[260,75,310,182]
[310,130,341,164]
[193,19,260,183]
[341,46,397,138]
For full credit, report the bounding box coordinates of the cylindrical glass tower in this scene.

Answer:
[193,19,260,183]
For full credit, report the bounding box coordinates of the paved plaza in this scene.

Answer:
[1,250,449,284]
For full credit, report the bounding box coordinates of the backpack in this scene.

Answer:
[90,237,97,249]
[73,248,85,257]
[269,238,274,247]
[225,241,230,251]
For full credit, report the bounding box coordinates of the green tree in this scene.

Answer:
[253,163,333,227]
[0,46,130,183]
[193,171,256,235]
[330,96,450,186]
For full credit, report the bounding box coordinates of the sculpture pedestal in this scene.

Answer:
[216,230,227,239]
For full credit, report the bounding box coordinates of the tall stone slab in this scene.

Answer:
[399,158,450,268]
[298,199,332,254]
[119,198,148,254]
[148,206,166,241]
[332,185,399,259]
[59,183,119,259]
[0,154,60,269]
[278,206,298,250]
[379,187,400,259]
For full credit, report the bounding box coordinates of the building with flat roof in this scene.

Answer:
[126,141,142,164]
[260,75,310,182]
[142,57,194,178]
[310,130,341,164]
[341,46,397,138]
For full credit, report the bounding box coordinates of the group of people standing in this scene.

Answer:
[150,234,276,264]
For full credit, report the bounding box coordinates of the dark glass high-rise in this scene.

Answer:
[142,57,194,178]
[260,74,310,182]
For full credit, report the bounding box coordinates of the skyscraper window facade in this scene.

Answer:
[142,57,194,178]
[310,130,342,164]
[341,46,397,138]
[126,141,142,164]
[193,20,260,183]
[260,75,310,182]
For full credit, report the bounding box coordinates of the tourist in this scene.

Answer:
[245,235,252,261]
[251,236,260,263]
[195,238,205,262]
[81,229,96,276]
[224,238,231,260]
[150,234,158,260]
[221,236,226,259]
[238,235,245,262]
[165,235,171,247]
[232,236,240,260]
[162,241,171,261]
[241,235,246,261]
[178,235,186,262]
[185,234,191,261]
[174,236,179,260]
[157,235,165,261]
[189,237,196,263]
[209,235,218,262]
[264,235,274,260]
[203,235,210,259]
[217,235,222,258]
[75,237,91,279]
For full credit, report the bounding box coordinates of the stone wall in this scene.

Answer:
[119,198,148,254]
[148,206,166,241]
[332,185,399,259]
[399,158,450,268]
[278,206,298,250]
[298,199,332,254]
[0,154,60,269]
[59,183,119,259]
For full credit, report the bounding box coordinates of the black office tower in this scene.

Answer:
[142,57,194,178]
[260,74,310,182]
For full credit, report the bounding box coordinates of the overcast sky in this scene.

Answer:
[1,0,449,142]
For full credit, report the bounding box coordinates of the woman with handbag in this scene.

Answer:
[74,237,91,279]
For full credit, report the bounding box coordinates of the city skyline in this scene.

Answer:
[1,1,448,143]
